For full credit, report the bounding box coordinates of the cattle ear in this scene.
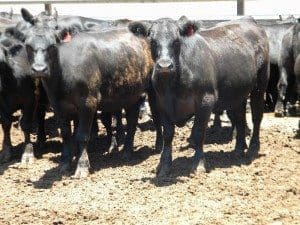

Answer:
[9,8,13,20]
[55,29,69,43]
[178,15,189,24]
[5,27,26,42]
[21,8,35,25]
[179,20,199,37]
[128,21,150,37]
[53,8,58,22]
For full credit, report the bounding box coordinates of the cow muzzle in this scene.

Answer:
[156,59,175,74]
[31,63,49,77]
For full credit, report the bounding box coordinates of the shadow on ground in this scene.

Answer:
[141,146,264,187]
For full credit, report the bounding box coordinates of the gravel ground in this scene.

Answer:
[0,112,299,225]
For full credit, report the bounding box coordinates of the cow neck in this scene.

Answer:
[151,71,179,93]
[32,78,41,122]
[41,50,63,103]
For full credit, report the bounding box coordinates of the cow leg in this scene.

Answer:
[20,107,34,164]
[156,114,174,177]
[227,110,236,140]
[36,84,47,154]
[122,102,140,160]
[73,103,95,178]
[285,71,297,116]
[190,107,212,174]
[187,120,196,147]
[110,114,119,153]
[211,110,222,130]
[138,94,147,119]
[229,100,248,155]
[90,114,99,141]
[265,64,279,112]
[0,120,12,163]
[101,112,117,153]
[147,88,163,153]
[115,110,125,146]
[59,119,72,173]
[275,68,288,117]
[248,90,264,158]
[35,102,46,157]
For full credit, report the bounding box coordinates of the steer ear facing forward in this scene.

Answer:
[178,20,198,37]
[5,27,26,42]
[128,22,151,37]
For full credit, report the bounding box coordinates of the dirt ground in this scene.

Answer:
[0,112,299,225]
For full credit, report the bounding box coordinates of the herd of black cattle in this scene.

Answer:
[0,9,299,178]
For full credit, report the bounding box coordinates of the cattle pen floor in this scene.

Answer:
[0,112,299,225]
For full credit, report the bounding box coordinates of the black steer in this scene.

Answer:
[262,20,295,115]
[129,17,269,176]
[278,21,300,116]
[0,33,47,163]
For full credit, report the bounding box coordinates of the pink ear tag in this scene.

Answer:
[63,32,72,43]
[186,25,194,37]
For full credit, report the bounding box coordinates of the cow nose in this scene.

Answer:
[157,59,174,71]
[32,64,47,73]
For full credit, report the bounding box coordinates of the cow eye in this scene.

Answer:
[47,45,55,50]
[9,44,22,56]
[47,45,56,53]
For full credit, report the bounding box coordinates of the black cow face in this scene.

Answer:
[0,33,32,79]
[129,18,198,76]
[24,28,59,77]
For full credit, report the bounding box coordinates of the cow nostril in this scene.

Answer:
[168,63,174,70]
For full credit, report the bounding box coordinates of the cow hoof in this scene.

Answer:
[108,144,118,154]
[231,150,246,162]
[234,142,247,155]
[191,153,206,175]
[247,139,260,160]
[21,144,35,164]
[156,158,172,177]
[108,137,119,154]
[122,151,133,161]
[35,141,45,159]
[72,166,89,179]
[156,163,170,177]
[59,162,71,174]
[0,146,11,163]
[187,137,196,148]
[0,152,10,163]
[274,110,284,117]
